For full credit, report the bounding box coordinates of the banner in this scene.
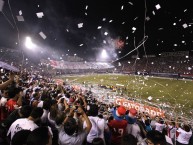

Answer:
[115,98,165,117]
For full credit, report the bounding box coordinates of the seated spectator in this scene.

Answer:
[27,126,52,145]
[11,130,31,145]
[7,107,43,140]
[146,130,167,145]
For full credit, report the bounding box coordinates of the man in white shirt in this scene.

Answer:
[177,124,192,145]
[7,107,43,140]
[84,104,109,144]
[58,107,92,145]
[155,118,166,133]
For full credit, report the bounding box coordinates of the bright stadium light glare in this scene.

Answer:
[101,49,108,59]
[25,37,36,49]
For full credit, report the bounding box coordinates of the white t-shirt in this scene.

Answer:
[168,125,177,139]
[37,101,44,108]
[41,109,49,124]
[0,97,7,106]
[155,122,165,133]
[84,116,108,143]
[7,118,38,139]
[58,129,88,145]
[177,127,192,144]
[127,123,141,140]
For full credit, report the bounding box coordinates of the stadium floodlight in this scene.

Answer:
[25,37,36,49]
[101,49,108,59]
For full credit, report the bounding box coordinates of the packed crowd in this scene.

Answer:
[0,70,193,145]
[115,56,193,75]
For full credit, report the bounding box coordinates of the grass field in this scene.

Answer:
[57,74,193,119]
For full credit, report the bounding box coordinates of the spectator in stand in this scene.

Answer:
[40,99,51,125]
[166,120,176,144]
[30,91,41,108]
[84,104,109,145]
[58,107,92,145]
[0,73,15,90]
[176,124,192,145]
[108,106,128,145]
[155,118,166,133]
[0,89,9,107]
[0,105,32,130]
[11,130,31,145]
[26,126,52,145]
[92,137,105,145]
[7,107,43,140]
[121,134,137,145]
[146,130,167,145]
[126,108,146,143]
[0,89,9,121]
[5,87,23,115]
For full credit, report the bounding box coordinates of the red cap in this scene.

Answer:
[117,106,126,116]
[129,108,137,116]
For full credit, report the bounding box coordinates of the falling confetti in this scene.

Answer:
[102,18,106,21]
[121,5,124,10]
[134,17,138,20]
[19,10,22,15]
[78,23,84,28]
[104,32,108,36]
[97,26,102,29]
[85,5,88,10]
[109,20,113,23]
[128,2,133,5]
[146,16,150,21]
[36,12,44,18]
[132,27,136,31]
[155,4,161,10]
[16,16,24,21]
[174,44,177,46]
[39,32,47,39]
[182,23,188,28]
[79,44,84,46]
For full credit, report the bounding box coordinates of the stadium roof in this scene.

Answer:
[0,0,193,60]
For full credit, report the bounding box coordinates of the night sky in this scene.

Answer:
[0,0,193,60]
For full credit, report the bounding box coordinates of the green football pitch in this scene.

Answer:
[58,74,193,119]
